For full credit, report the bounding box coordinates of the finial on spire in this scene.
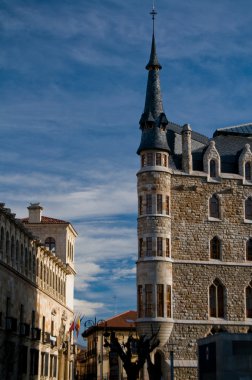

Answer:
[150,2,157,34]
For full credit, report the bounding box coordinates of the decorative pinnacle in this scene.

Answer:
[150,2,157,33]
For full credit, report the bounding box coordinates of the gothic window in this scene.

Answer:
[246,239,252,261]
[146,237,152,256]
[157,237,163,256]
[157,284,164,317]
[139,196,143,215]
[166,238,170,257]
[147,153,153,166]
[245,162,252,181]
[45,237,56,253]
[156,153,161,166]
[138,238,143,258]
[210,160,217,178]
[166,196,170,215]
[157,194,162,214]
[166,285,171,317]
[146,194,152,214]
[138,285,143,318]
[209,195,220,219]
[145,284,153,317]
[210,237,221,260]
[209,279,224,318]
[245,197,252,220]
[246,282,252,318]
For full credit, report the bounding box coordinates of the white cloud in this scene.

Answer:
[74,298,104,317]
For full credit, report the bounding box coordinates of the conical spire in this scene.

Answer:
[137,5,169,155]
[145,33,162,70]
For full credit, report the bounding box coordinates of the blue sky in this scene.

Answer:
[1,0,252,332]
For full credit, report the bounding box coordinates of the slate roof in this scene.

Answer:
[214,123,252,137]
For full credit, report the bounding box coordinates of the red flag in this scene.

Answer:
[69,320,75,333]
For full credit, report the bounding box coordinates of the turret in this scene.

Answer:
[136,6,173,354]
[137,17,170,156]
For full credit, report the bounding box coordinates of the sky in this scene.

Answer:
[1,0,252,337]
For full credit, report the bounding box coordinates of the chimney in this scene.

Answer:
[182,123,192,173]
[27,203,43,223]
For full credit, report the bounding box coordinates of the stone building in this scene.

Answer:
[136,10,252,380]
[81,310,137,380]
[0,203,77,380]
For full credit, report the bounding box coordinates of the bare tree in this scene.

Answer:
[104,327,160,380]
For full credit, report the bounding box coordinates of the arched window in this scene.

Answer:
[209,195,220,219]
[16,240,19,266]
[20,244,24,272]
[6,231,10,261]
[210,160,217,178]
[0,227,4,253]
[245,197,252,220]
[246,282,252,318]
[29,250,32,272]
[209,279,224,318]
[40,262,43,280]
[210,237,221,260]
[11,236,14,264]
[36,258,40,277]
[245,162,252,181]
[25,247,28,274]
[45,237,56,253]
[246,239,252,261]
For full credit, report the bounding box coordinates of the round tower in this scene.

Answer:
[136,8,173,347]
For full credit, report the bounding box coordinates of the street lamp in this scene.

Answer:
[82,318,106,380]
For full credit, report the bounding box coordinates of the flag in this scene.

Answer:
[69,320,75,333]
[75,316,81,337]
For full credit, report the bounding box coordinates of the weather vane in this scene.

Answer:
[150,1,157,33]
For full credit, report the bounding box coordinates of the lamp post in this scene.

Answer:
[82,318,106,380]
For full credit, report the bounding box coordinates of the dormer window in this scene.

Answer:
[210,160,217,178]
[245,162,252,181]
[45,237,56,253]
[203,140,220,179]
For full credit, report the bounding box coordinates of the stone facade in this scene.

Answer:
[0,203,77,380]
[136,17,252,380]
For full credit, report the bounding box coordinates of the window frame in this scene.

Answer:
[245,197,252,220]
[246,282,252,318]
[209,279,224,318]
[209,194,220,219]
[210,236,221,260]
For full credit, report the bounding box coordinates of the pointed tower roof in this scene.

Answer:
[146,33,162,70]
[137,6,170,155]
